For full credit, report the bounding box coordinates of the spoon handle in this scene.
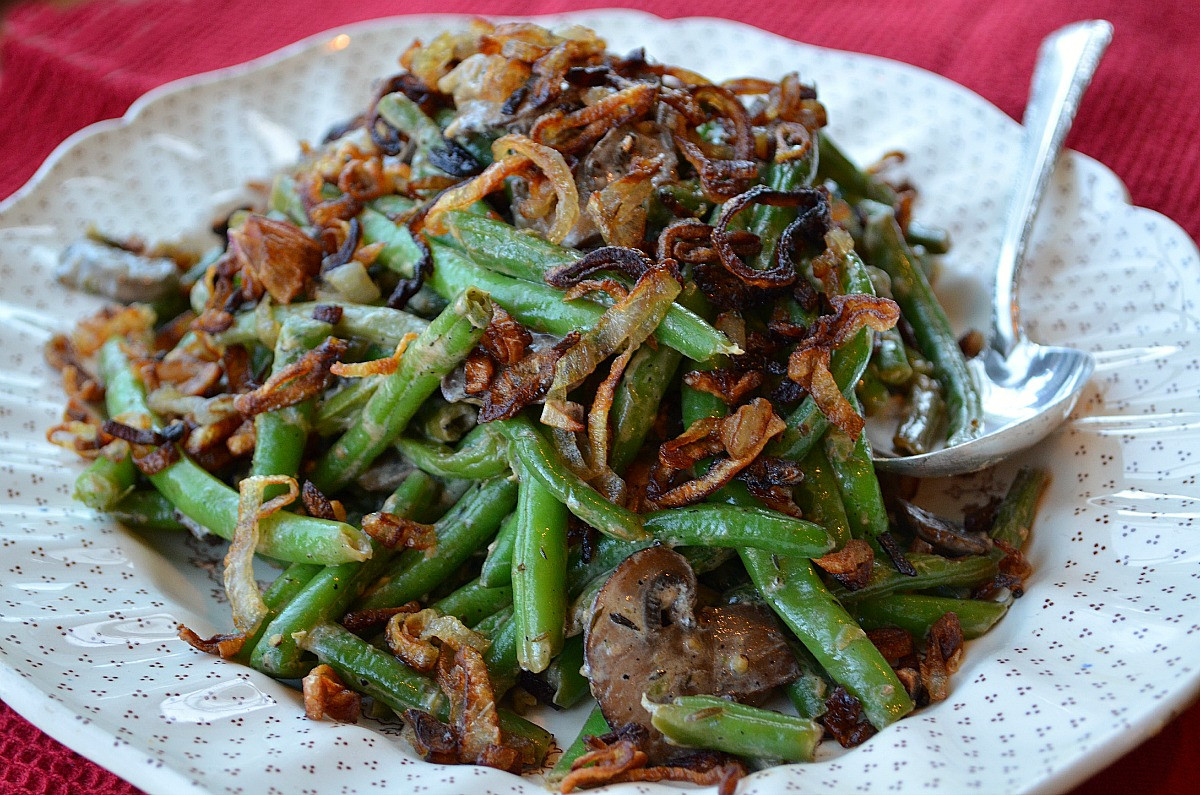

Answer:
[991,20,1112,357]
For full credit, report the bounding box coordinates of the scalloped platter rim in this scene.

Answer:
[1,10,1199,795]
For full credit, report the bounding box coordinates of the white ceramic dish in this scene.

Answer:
[1,10,1198,795]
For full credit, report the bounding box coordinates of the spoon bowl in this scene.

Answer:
[874,341,1094,477]
[872,19,1111,477]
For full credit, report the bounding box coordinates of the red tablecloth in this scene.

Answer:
[1,1,1196,793]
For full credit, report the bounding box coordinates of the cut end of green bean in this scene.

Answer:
[644,694,824,764]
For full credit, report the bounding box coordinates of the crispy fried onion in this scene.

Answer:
[822,685,876,748]
[46,396,114,460]
[401,645,531,772]
[401,19,495,91]
[813,538,875,590]
[656,218,759,267]
[920,612,964,703]
[530,83,658,155]
[866,627,915,667]
[424,134,578,243]
[669,111,758,202]
[361,511,437,552]
[303,664,361,723]
[545,246,656,288]
[710,185,831,289]
[975,540,1033,599]
[541,266,680,431]
[737,456,805,518]
[301,480,346,522]
[99,417,183,476]
[330,332,418,379]
[385,608,490,673]
[648,397,786,508]
[233,337,348,416]
[787,292,900,440]
[560,734,745,795]
[472,332,579,423]
[69,304,156,358]
[586,156,660,247]
[229,215,323,304]
[681,368,763,405]
[340,602,421,636]
[223,475,300,634]
[177,626,246,659]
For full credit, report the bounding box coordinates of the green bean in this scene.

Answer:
[565,572,608,638]
[875,326,915,386]
[646,180,713,230]
[483,614,520,697]
[217,302,428,351]
[480,512,518,588]
[237,562,322,664]
[817,132,896,205]
[743,156,818,276]
[833,553,999,604]
[608,341,683,474]
[99,338,372,565]
[267,174,307,225]
[549,704,609,781]
[376,92,447,181]
[310,288,492,493]
[74,453,136,511]
[542,634,588,708]
[646,694,824,763]
[444,202,784,367]
[396,423,510,481]
[863,202,982,446]
[790,447,851,549]
[770,249,877,461]
[360,207,424,277]
[742,547,913,730]
[991,467,1049,550]
[251,316,333,500]
[512,462,569,673]
[368,194,418,217]
[642,504,834,558]
[817,136,950,253]
[430,577,514,627]
[251,471,437,677]
[856,363,892,417]
[299,621,442,710]
[471,605,512,637]
[298,620,553,761]
[429,236,737,362]
[851,594,1008,640]
[359,476,518,609]
[894,374,946,455]
[785,643,832,721]
[108,489,184,531]
[824,394,889,540]
[314,376,380,436]
[905,220,952,255]
[496,415,646,542]
[408,397,477,444]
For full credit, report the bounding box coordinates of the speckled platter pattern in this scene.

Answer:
[1,10,1198,795]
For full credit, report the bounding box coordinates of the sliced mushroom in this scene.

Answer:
[897,500,992,557]
[583,546,798,761]
[56,239,180,304]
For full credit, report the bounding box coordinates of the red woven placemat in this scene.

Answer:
[2,1,1197,793]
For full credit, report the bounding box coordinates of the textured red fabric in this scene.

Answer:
[0,1,1197,794]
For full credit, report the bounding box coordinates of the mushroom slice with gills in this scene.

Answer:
[583,546,798,761]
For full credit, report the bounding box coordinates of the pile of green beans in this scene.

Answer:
[61,39,1055,782]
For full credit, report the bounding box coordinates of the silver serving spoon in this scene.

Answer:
[873,19,1111,477]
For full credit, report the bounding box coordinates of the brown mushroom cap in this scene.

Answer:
[582,545,799,761]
